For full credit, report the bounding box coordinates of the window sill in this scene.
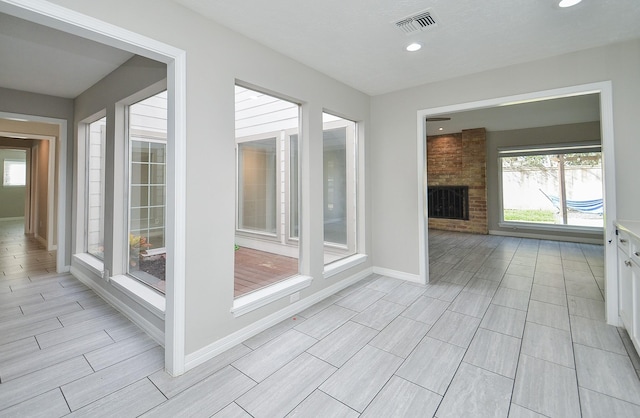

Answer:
[231,275,312,317]
[72,253,105,278]
[498,221,603,234]
[110,274,165,319]
[323,253,368,279]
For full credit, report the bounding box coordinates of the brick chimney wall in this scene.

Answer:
[427,128,488,234]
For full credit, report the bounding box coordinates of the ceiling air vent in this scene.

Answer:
[394,9,438,35]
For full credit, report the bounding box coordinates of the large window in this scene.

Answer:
[499,143,603,228]
[86,117,106,259]
[3,158,26,186]
[234,85,300,297]
[128,91,167,293]
[322,113,358,265]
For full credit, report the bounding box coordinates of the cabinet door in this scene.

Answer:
[631,261,640,351]
[618,232,633,330]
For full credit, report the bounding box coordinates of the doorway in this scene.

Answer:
[416,82,618,325]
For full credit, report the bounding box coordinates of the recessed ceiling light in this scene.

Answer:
[558,0,582,7]
[438,127,444,131]
[406,42,422,52]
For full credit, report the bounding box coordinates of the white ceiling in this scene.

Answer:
[0,13,133,99]
[0,2,626,134]
[174,0,640,95]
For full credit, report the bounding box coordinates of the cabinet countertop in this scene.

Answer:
[615,220,640,240]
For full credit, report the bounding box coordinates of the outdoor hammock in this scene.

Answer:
[539,189,603,214]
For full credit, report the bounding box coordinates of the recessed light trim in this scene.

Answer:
[406,42,422,52]
[558,0,582,8]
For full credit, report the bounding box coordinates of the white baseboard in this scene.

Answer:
[184,266,374,372]
[373,266,422,284]
[35,234,47,247]
[70,266,165,346]
[489,229,603,245]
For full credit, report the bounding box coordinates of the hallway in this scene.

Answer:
[0,219,55,278]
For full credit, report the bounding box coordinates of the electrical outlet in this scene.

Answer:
[290,292,300,303]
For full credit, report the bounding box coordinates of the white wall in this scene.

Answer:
[371,39,640,276]
[46,0,371,356]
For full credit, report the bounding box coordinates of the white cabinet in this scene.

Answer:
[615,221,640,354]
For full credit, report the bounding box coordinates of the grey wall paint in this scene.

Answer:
[371,39,640,276]
[486,121,602,240]
[44,0,371,355]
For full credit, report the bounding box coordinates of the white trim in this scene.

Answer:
[323,253,368,279]
[1,0,188,376]
[186,267,373,372]
[231,275,313,317]
[34,234,47,248]
[110,274,166,318]
[72,253,105,278]
[372,266,422,284]
[0,131,54,141]
[488,229,603,245]
[496,222,603,235]
[70,266,165,345]
[416,117,429,284]
[417,82,617,323]
[599,82,618,326]
[47,128,56,251]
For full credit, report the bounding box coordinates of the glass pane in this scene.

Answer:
[150,142,166,163]
[234,85,300,298]
[131,141,149,163]
[501,152,602,227]
[131,162,148,184]
[289,134,299,239]
[150,163,165,185]
[128,91,167,293]
[323,127,347,245]
[149,185,165,206]
[130,186,148,207]
[322,114,357,265]
[238,138,278,234]
[86,117,106,259]
[562,152,603,227]
[130,208,148,231]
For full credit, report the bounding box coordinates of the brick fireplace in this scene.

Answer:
[427,128,488,234]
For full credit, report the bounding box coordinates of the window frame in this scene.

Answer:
[73,111,108,275]
[235,130,283,241]
[321,116,358,265]
[125,90,169,293]
[2,158,27,187]
[497,141,603,233]
[85,116,107,260]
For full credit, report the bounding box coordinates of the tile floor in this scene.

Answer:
[1,223,640,417]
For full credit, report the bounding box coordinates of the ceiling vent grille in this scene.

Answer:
[394,9,438,35]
